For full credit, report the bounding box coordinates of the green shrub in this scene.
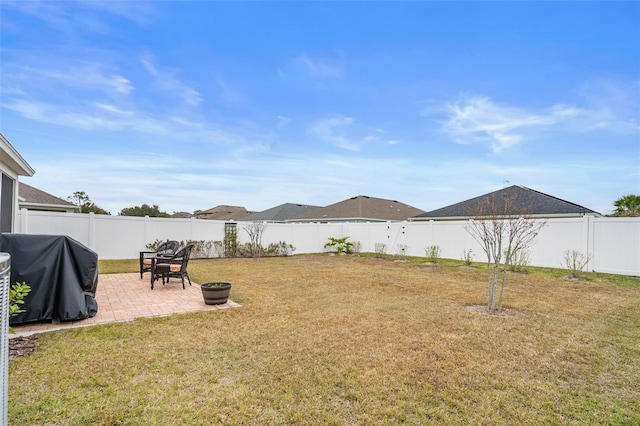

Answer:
[352,241,362,255]
[145,239,165,251]
[562,249,591,278]
[397,244,408,260]
[374,243,388,257]
[236,243,254,258]
[265,241,296,257]
[179,240,219,259]
[324,237,354,254]
[508,249,530,273]
[461,249,474,266]
[9,281,31,334]
[237,241,296,258]
[425,245,441,263]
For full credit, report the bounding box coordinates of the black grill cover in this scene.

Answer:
[1,234,99,325]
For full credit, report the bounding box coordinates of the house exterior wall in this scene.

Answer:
[13,209,640,276]
[1,137,35,232]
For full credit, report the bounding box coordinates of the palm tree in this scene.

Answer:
[613,194,640,217]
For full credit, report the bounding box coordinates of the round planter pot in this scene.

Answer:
[200,282,232,305]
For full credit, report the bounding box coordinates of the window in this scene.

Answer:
[1,173,14,233]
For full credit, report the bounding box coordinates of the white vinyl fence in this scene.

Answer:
[14,209,640,276]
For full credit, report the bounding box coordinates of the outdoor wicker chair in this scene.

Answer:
[151,244,194,290]
[139,240,180,279]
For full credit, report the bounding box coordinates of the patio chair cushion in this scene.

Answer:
[155,262,183,272]
[144,254,173,266]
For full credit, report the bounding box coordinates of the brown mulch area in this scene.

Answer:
[9,335,39,360]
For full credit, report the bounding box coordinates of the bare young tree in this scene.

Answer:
[465,188,546,313]
[244,221,266,259]
[562,249,592,279]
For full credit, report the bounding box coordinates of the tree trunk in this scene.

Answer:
[488,263,499,312]
[498,265,508,312]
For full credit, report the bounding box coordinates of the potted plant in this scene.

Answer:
[200,282,232,305]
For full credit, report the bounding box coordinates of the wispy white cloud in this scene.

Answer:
[369,129,400,145]
[425,81,639,153]
[310,116,360,151]
[1,1,155,33]
[426,95,582,153]
[0,52,268,152]
[310,115,402,151]
[575,79,640,133]
[297,53,343,78]
[81,1,157,26]
[5,99,153,132]
[141,55,203,107]
[1,61,133,96]
[213,76,245,107]
[1,98,261,149]
[277,115,291,128]
[2,2,102,34]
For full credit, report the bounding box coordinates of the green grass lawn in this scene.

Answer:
[9,255,640,425]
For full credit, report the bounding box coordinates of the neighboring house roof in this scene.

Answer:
[289,195,425,222]
[170,211,194,219]
[1,132,35,177]
[238,203,321,222]
[412,185,600,220]
[195,205,253,221]
[18,182,80,212]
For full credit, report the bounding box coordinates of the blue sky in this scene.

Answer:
[1,1,638,215]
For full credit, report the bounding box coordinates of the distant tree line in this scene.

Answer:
[119,204,169,217]
[67,191,170,217]
[67,191,111,215]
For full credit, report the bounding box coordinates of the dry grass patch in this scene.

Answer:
[9,255,640,425]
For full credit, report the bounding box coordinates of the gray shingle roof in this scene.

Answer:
[18,182,79,211]
[170,211,194,219]
[195,205,252,221]
[290,195,425,222]
[238,203,321,222]
[412,185,600,220]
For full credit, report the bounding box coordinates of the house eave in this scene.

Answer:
[0,133,35,177]
[19,202,81,212]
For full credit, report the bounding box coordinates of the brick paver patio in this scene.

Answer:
[11,273,240,336]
